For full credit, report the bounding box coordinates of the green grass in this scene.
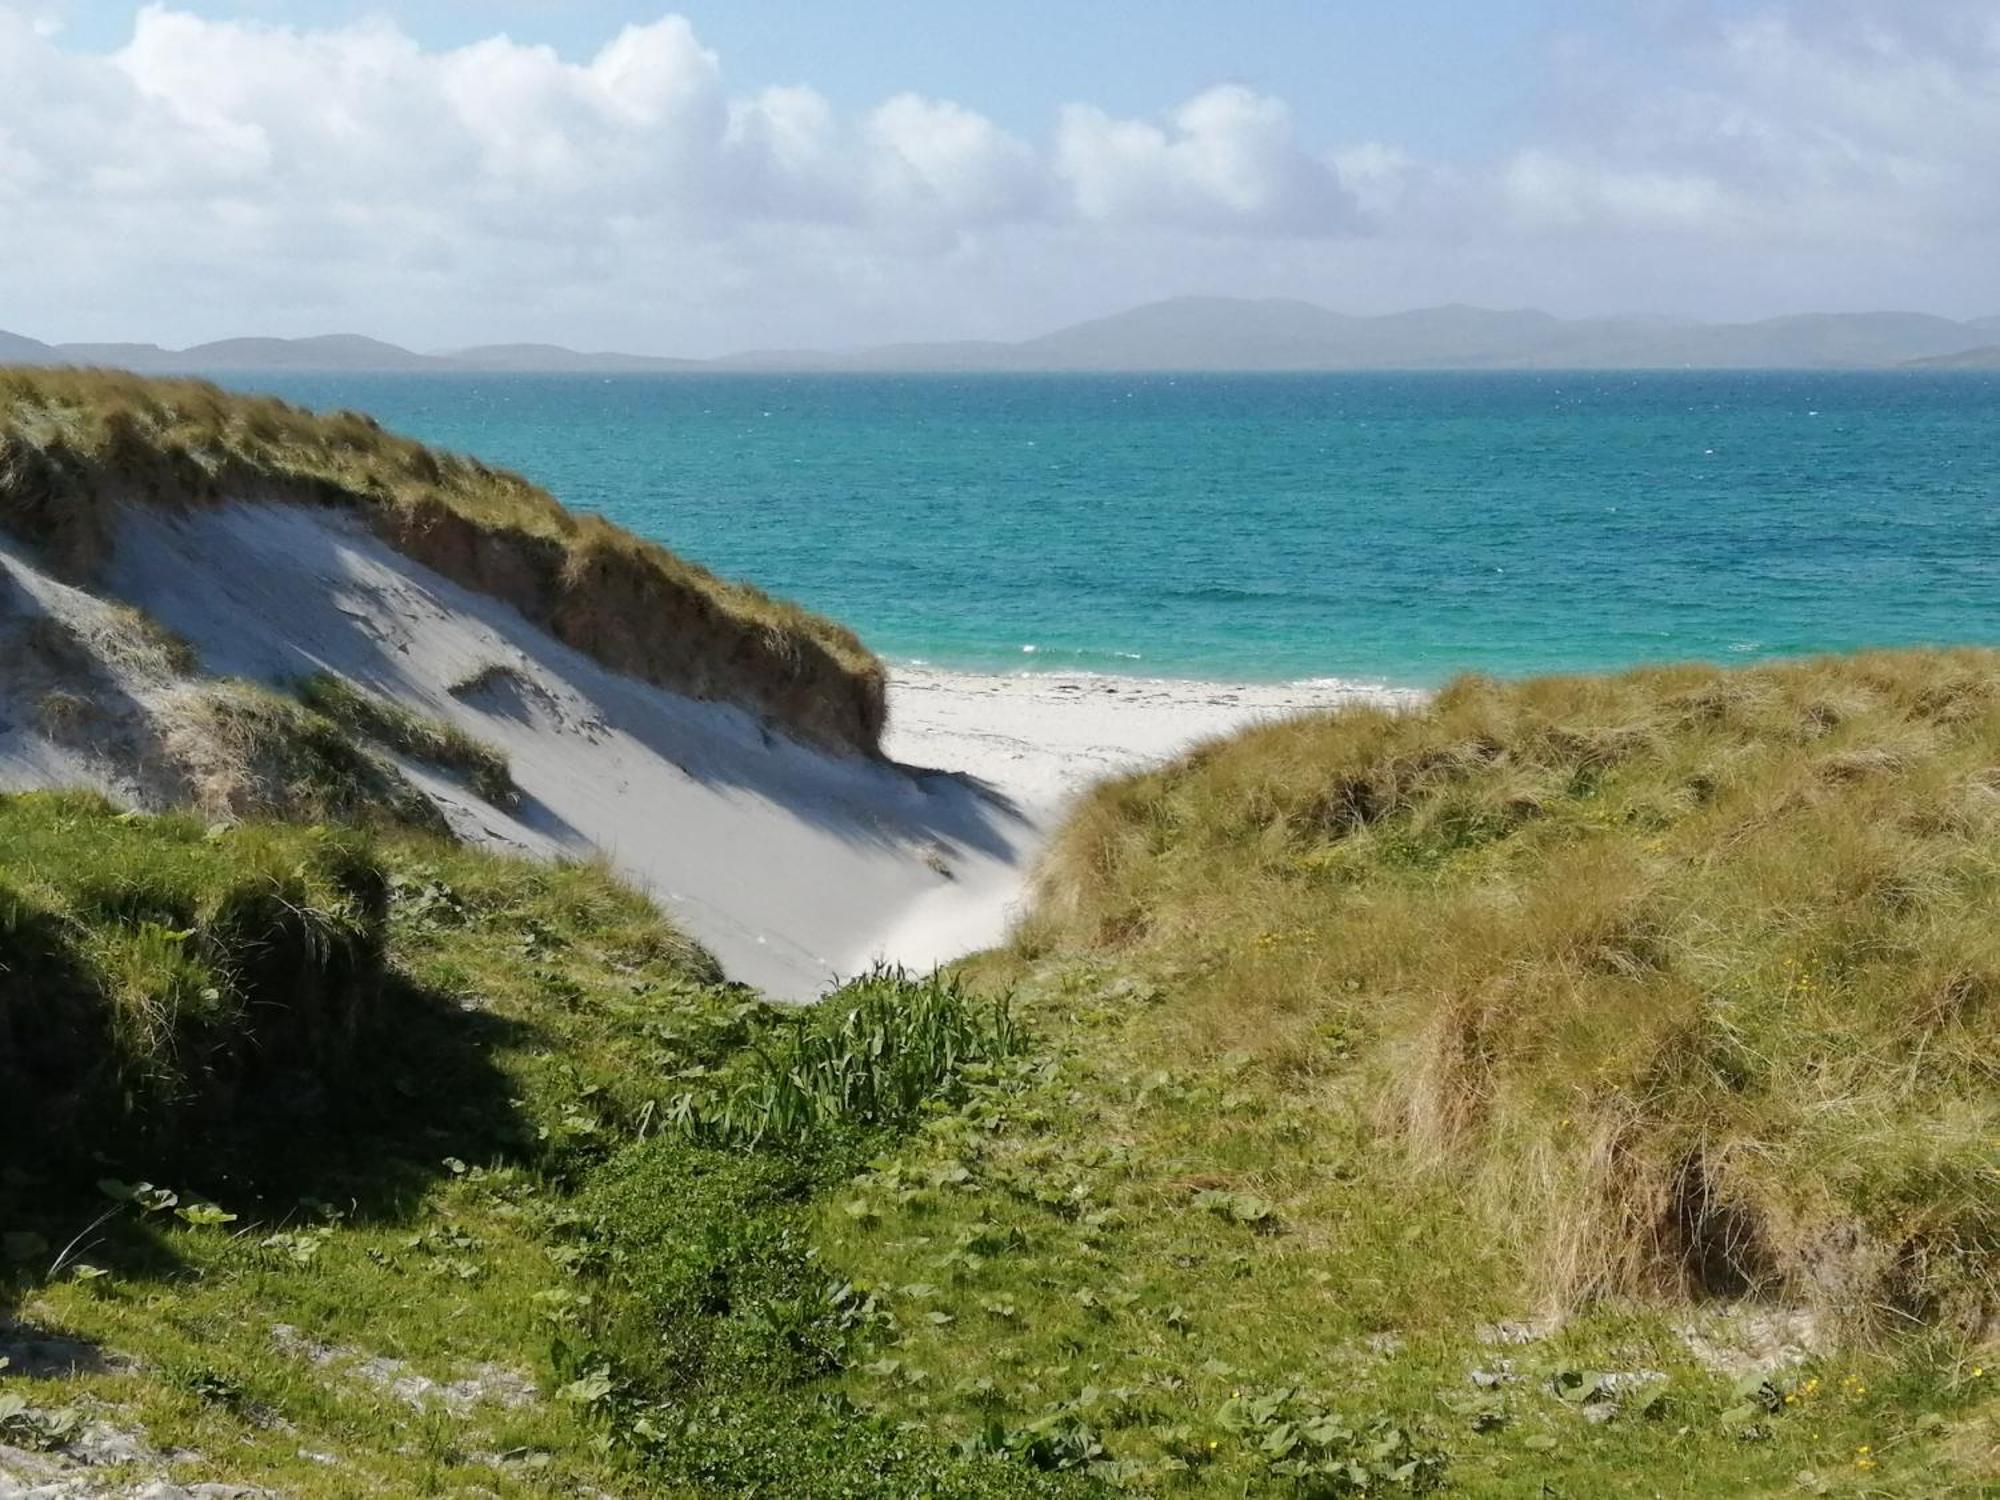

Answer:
[680,965,1026,1145]
[1018,649,2000,1327]
[0,797,1089,1496]
[294,672,516,807]
[6,650,1999,1496]
[0,789,384,1161]
[810,649,2000,1495]
[0,366,886,752]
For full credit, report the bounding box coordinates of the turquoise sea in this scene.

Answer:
[234,372,2000,688]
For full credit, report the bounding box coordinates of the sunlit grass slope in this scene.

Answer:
[0,367,885,752]
[1029,649,2000,1325]
[815,650,2000,1495]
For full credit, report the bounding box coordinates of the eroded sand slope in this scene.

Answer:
[3,501,1413,1000]
[3,503,1029,999]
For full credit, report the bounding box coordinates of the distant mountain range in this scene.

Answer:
[1908,344,2000,369]
[8,299,2000,374]
[0,329,699,375]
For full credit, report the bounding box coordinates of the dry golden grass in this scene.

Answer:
[295,671,516,807]
[1019,649,2000,1335]
[0,366,885,752]
[159,679,449,831]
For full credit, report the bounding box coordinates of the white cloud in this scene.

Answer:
[1491,1,2000,247]
[865,94,1043,225]
[1500,150,1738,233]
[1056,86,1356,233]
[0,2,1996,349]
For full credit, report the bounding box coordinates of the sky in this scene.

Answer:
[3,0,1996,354]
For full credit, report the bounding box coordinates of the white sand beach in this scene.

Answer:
[2,503,1415,1000]
[886,665,1419,811]
[863,667,1418,982]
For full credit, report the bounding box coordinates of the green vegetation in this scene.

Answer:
[6,649,1999,1496]
[1019,649,1999,1330]
[809,649,1999,1495]
[679,966,1026,1146]
[0,366,886,752]
[0,790,382,1162]
[0,794,1085,1496]
[295,671,516,806]
[163,677,451,830]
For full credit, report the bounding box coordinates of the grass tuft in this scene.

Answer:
[1018,650,2000,1334]
[681,966,1026,1146]
[0,789,385,1158]
[294,672,515,807]
[160,679,447,831]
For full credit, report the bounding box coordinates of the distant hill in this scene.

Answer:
[1906,344,2000,369]
[0,329,52,361]
[707,300,2000,371]
[0,332,450,373]
[1009,298,1588,370]
[0,332,676,374]
[54,342,174,367]
[447,343,705,373]
[6,299,2000,372]
[178,334,454,371]
[909,299,1989,371]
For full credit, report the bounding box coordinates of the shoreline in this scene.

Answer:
[890,656,1425,693]
[867,665,1424,975]
[884,663,1423,815]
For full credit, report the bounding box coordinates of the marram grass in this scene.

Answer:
[295,671,516,807]
[1020,648,2000,1330]
[0,365,886,752]
[817,647,2000,1495]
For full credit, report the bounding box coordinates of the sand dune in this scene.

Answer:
[4,501,1411,999]
[95,504,1026,998]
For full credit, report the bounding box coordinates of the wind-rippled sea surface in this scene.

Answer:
[240,371,2000,687]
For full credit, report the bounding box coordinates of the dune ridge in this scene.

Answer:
[0,366,885,755]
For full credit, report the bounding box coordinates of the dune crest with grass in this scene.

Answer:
[0,368,884,752]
